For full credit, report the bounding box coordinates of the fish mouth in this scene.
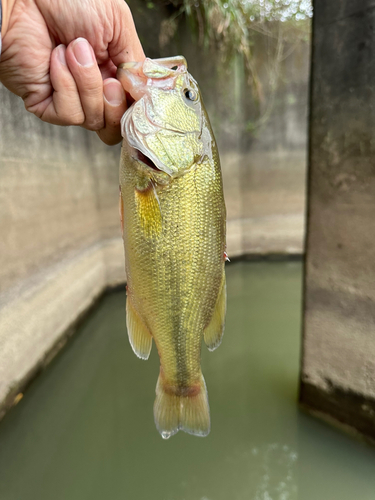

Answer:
[117,57,187,101]
[133,148,161,172]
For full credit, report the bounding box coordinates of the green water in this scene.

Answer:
[0,262,374,500]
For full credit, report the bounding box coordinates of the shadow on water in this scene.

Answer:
[0,262,374,500]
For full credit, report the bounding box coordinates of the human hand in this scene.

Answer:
[0,0,145,145]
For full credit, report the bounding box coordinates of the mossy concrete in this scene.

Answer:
[300,0,375,443]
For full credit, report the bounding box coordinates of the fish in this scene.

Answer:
[117,56,227,439]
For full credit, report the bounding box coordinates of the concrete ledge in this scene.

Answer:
[0,238,125,420]
[227,215,304,258]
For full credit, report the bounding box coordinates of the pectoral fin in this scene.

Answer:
[126,296,152,360]
[135,182,162,237]
[204,272,226,351]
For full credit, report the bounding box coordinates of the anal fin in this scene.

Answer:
[126,296,152,360]
[204,272,226,351]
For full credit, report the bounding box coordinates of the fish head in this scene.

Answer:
[117,57,212,177]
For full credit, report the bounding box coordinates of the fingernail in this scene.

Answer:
[104,80,125,106]
[72,38,94,67]
[57,44,67,65]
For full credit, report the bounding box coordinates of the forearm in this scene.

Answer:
[1,0,17,37]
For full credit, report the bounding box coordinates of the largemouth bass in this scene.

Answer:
[117,56,227,439]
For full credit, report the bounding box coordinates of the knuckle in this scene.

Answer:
[81,83,103,99]
[86,117,104,131]
[55,108,85,126]
[116,0,131,17]
[24,95,40,116]
[69,113,85,126]
[77,71,98,87]
[55,104,85,125]
[122,2,131,16]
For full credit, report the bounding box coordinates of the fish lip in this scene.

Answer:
[118,62,139,70]
[117,57,188,102]
[117,57,187,79]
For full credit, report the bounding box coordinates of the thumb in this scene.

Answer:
[109,1,145,66]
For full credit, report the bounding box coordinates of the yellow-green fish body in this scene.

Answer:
[118,57,226,439]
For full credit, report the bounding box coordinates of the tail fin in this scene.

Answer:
[153,373,210,439]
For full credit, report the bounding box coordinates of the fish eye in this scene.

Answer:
[171,65,178,71]
[184,89,198,102]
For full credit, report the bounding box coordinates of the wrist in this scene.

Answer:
[1,0,17,38]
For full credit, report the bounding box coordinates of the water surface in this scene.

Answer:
[0,262,374,499]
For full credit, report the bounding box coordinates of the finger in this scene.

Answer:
[27,45,85,126]
[99,59,117,80]
[97,78,127,146]
[109,1,146,66]
[65,38,104,131]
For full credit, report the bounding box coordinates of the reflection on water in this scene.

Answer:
[0,262,374,500]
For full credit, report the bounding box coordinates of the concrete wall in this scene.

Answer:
[0,86,124,418]
[0,5,309,416]
[131,2,310,256]
[300,0,375,444]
